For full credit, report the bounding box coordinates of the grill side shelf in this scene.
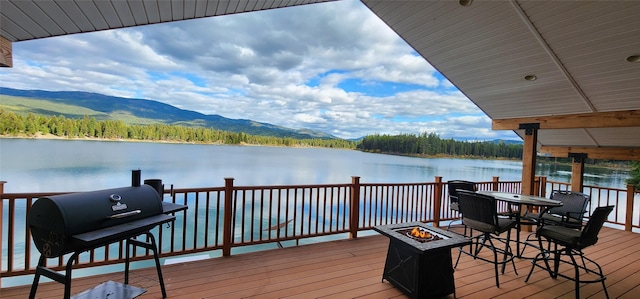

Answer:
[162,202,188,214]
[71,214,175,244]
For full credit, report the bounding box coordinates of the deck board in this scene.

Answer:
[2,226,639,298]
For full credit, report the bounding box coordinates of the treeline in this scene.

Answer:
[0,110,356,149]
[357,132,523,159]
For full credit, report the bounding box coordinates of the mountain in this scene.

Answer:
[0,87,336,139]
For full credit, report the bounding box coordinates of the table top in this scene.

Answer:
[373,221,470,251]
[478,190,562,207]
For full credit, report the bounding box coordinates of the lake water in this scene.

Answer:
[0,138,632,287]
[0,138,631,193]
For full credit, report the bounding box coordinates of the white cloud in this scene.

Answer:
[0,0,519,141]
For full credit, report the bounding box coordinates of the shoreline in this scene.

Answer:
[0,134,318,148]
[0,134,511,159]
[0,135,631,171]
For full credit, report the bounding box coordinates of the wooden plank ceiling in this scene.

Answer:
[0,0,334,42]
[2,0,640,160]
[361,0,640,160]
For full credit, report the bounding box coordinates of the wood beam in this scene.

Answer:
[520,124,538,195]
[540,146,640,161]
[492,110,640,130]
[1,35,12,68]
[568,153,586,192]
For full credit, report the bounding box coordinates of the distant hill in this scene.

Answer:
[455,137,523,145]
[490,139,523,145]
[0,87,336,139]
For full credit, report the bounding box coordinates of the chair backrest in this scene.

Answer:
[447,180,476,204]
[548,190,590,222]
[579,205,614,248]
[457,189,498,233]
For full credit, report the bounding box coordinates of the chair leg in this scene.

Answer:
[526,235,554,281]
[500,233,508,274]
[578,249,589,274]
[520,228,541,256]
[453,230,482,269]
[525,251,541,282]
[502,229,518,275]
[528,243,610,299]
[447,215,468,237]
[568,252,580,299]
[580,251,611,299]
[486,236,500,288]
[455,246,463,269]
[474,233,491,258]
[552,244,561,279]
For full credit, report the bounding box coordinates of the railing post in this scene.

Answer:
[492,176,499,191]
[539,176,547,198]
[533,176,540,196]
[350,176,361,239]
[223,178,234,256]
[434,176,443,228]
[0,180,5,288]
[625,184,635,232]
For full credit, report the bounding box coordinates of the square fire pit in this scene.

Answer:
[373,222,470,299]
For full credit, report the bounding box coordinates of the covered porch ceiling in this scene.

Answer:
[361,0,640,161]
[2,0,640,161]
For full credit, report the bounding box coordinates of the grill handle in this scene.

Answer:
[107,210,142,219]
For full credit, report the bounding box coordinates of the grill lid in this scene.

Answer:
[28,185,165,257]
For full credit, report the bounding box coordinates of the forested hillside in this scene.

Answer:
[1,109,528,159]
[0,88,335,139]
[357,133,523,159]
[0,110,355,148]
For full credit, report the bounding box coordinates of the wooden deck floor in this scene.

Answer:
[2,226,640,299]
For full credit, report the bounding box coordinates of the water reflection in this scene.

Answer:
[537,162,630,189]
[0,138,630,192]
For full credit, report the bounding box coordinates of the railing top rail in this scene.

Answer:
[2,192,68,199]
[546,179,626,191]
[232,183,352,190]
[170,186,226,193]
[360,182,437,187]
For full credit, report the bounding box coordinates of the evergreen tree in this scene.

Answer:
[626,162,640,191]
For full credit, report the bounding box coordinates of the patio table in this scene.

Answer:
[477,190,562,258]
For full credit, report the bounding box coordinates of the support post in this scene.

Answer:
[350,176,361,238]
[519,123,539,195]
[492,176,500,191]
[625,184,635,231]
[0,180,5,288]
[1,36,12,68]
[433,176,443,228]
[568,153,587,193]
[222,178,234,256]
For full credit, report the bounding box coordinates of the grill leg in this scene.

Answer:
[29,253,77,299]
[63,253,79,299]
[148,233,167,299]
[125,238,132,285]
[126,232,167,298]
[28,255,46,299]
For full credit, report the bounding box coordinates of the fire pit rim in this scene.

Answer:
[373,221,471,252]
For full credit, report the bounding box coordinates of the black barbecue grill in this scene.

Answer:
[27,174,186,299]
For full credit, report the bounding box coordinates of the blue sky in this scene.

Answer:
[0,0,519,141]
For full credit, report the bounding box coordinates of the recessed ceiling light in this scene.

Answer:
[524,75,537,81]
[627,55,640,63]
[459,0,473,7]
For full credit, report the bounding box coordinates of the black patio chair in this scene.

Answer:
[454,189,518,288]
[525,205,614,299]
[524,190,590,229]
[446,180,476,235]
[521,190,591,255]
